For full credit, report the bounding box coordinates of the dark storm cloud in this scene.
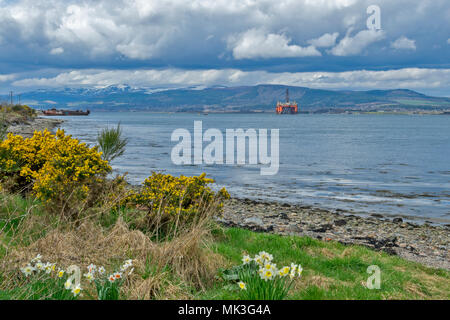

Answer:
[0,0,449,94]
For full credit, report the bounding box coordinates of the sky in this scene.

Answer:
[0,0,449,96]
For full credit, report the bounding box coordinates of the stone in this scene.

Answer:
[244,217,264,226]
[311,224,333,233]
[286,224,302,233]
[393,217,403,223]
[334,219,347,226]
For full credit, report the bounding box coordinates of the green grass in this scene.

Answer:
[198,227,450,300]
[1,193,449,300]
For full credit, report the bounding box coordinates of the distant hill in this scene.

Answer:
[13,84,450,113]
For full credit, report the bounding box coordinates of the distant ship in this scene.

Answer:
[43,108,90,116]
[276,89,298,114]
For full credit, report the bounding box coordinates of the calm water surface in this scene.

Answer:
[51,112,450,224]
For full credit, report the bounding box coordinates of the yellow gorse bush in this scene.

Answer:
[0,129,111,209]
[125,172,230,227]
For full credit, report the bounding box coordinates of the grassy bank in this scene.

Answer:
[1,193,448,300]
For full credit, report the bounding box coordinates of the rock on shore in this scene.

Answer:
[7,117,63,138]
[218,198,449,270]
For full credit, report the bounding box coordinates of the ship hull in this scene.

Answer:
[43,109,90,116]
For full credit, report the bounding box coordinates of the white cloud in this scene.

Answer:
[228,29,321,59]
[50,47,64,55]
[391,36,416,50]
[0,0,447,68]
[447,38,450,44]
[307,32,339,48]
[11,68,450,94]
[0,74,15,82]
[330,29,385,56]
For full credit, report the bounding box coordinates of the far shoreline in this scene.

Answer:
[38,109,450,115]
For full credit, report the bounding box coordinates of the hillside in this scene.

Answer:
[13,85,450,113]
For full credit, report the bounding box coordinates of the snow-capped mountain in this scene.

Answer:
[11,84,450,112]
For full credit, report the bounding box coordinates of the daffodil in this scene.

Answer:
[43,262,54,274]
[124,259,133,266]
[98,266,106,275]
[254,256,264,266]
[108,274,116,283]
[35,262,44,272]
[84,272,95,282]
[242,255,251,265]
[71,285,82,297]
[261,269,274,281]
[57,269,65,278]
[258,251,273,262]
[238,281,247,290]
[87,264,96,273]
[21,265,36,277]
[64,279,73,290]
[121,260,133,271]
[290,263,298,279]
[280,266,290,277]
[264,262,276,270]
[297,265,303,277]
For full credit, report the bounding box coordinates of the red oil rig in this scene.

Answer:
[276,89,298,114]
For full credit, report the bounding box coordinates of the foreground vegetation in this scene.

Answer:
[0,128,448,300]
[0,192,448,300]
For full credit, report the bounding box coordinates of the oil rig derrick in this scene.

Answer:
[276,88,298,114]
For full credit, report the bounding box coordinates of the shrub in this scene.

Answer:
[125,172,230,234]
[0,129,111,216]
[97,123,128,162]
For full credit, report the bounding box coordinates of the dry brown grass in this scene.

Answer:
[0,189,224,300]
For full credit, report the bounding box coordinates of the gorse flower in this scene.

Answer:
[124,172,230,225]
[0,130,111,211]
